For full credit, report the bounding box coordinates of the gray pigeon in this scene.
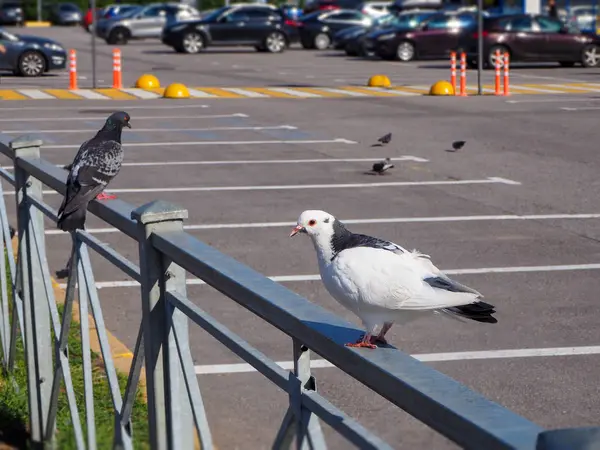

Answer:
[372,158,394,175]
[57,111,131,231]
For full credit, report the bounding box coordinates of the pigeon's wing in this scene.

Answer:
[350,234,409,255]
[372,162,383,171]
[58,166,111,218]
[423,275,483,297]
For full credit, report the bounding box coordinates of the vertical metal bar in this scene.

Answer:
[11,136,53,446]
[132,200,192,450]
[120,324,145,429]
[78,243,132,450]
[0,195,9,367]
[77,248,97,450]
[90,0,97,89]
[272,409,296,450]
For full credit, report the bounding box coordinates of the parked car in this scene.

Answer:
[360,1,391,18]
[0,2,23,26]
[161,4,298,54]
[458,14,600,68]
[96,3,200,45]
[0,28,66,76]
[371,11,478,60]
[48,2,82,26]
[564,6,597,34]
[303,0,363,14]
[342,9,435,55]
[298,9,373,49]
[102,3,138,19]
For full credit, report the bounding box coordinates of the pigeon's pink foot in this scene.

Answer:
[96,192,116,201]
[345,341,377,349]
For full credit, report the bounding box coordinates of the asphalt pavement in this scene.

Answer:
[1,24,600,450]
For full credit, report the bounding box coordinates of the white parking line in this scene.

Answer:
[194,346,600,375]
[57,262,600,289]
[42,212,600,235]
[187,88,218,98]
[2,156,430,172]
[0,113,248,122]
[317,88,369,97]
[0,104,210,111]
[43,138,357,149]
[222,88,269,98]
[560,106,600,111]
[362,87,416,96]
[267,88,323,98]
[18,177,520,196]
[4,125,297,134]
[120,88,162,99]
[506,98,600,104]
[16,89,56,100]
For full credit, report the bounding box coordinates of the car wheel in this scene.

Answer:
[314,33,330,50]
[487,45,508,69]
[107,27,129,45]
[396,41,415,61]
[18,51,46,77]
[264,31,286,53]
[181,31,204,54]
[581,44,600,67]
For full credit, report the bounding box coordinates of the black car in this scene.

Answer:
[343,10,436,56]
[161,4,298,54]
[458,14,600,69]
[0,1,23,26]
[298,9,374,50]
[0,28,66,76]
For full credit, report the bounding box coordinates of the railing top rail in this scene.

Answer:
[151,230,544,450]
[4,149,545,449]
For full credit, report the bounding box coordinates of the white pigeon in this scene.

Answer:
[290,210,497,349]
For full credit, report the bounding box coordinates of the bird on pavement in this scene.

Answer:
[57,111,131,232]
[371,132,392,147]
[447,140,466,152]
[371,158,394,175]
[290,210,497,349]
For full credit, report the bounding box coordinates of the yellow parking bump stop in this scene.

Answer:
[135,74,160,89]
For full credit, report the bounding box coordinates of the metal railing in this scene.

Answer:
[0,134,596,450]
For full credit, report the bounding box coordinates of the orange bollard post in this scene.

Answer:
[503,52,510,96]
[450,51,457,93]
[112,48,122,89]
[68,49,77,90]
[494,50,501,95]
[459,52,467,96]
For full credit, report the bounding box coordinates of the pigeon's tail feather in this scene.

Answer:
[57,205,87,231]
[442,301,498,324]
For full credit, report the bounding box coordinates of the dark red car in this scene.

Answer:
[459,14,600,68]
[371,11,478,61]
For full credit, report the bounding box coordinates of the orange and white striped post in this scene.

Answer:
[112,48,122,89]
[503,52,510,96]
[494,50,501,95]
[459,52,467,96]
[68,49,77,90]
[450,51,457,93]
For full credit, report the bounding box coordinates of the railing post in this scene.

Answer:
[536,427,600,449]
[10,135,53,448]
[132,200,194,450]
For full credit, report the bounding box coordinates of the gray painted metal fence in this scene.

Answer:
[0,135,596,450]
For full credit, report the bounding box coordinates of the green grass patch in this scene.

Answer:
[0,298,150,449]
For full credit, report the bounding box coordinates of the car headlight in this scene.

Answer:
[44,43,63,52]
[376,33,395,41]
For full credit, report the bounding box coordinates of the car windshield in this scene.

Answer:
[117,6,142,18]
[60,3,79,11]
[202,6,229,21]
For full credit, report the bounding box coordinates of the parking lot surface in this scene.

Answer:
[1,90,600,449]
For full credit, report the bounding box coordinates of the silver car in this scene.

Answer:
[96,2,200,45]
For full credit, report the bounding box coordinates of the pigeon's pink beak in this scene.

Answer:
[289,225,304,237]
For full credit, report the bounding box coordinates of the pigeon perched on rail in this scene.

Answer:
[371,158,394,175]
[57,111,131,232]
[290,210,497,349]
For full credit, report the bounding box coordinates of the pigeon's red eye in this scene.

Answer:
[308,219,317,226]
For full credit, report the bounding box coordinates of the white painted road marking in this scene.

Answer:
[560,106,600,111]
[187,88,219,98]
[18,177,520,196]
[222,88,269,98]
[69,90,110,100]
[16,89,56,100]
[4,125,297,134]
[194,346,600,375]
[268,87,323,98]
[42,212,600,235]
[1,156,429,172]
[43,138,357,149]
[57,262,600,289]
[120,88,162,99]
[0,113,248,122]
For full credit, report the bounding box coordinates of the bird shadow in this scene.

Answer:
[305,320,395,350]
[370,143,383,147]
[55,268,69,279]
[444,149,458,153]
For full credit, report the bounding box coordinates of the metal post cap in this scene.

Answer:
[9,135,43,150]
[131,200,188,224]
